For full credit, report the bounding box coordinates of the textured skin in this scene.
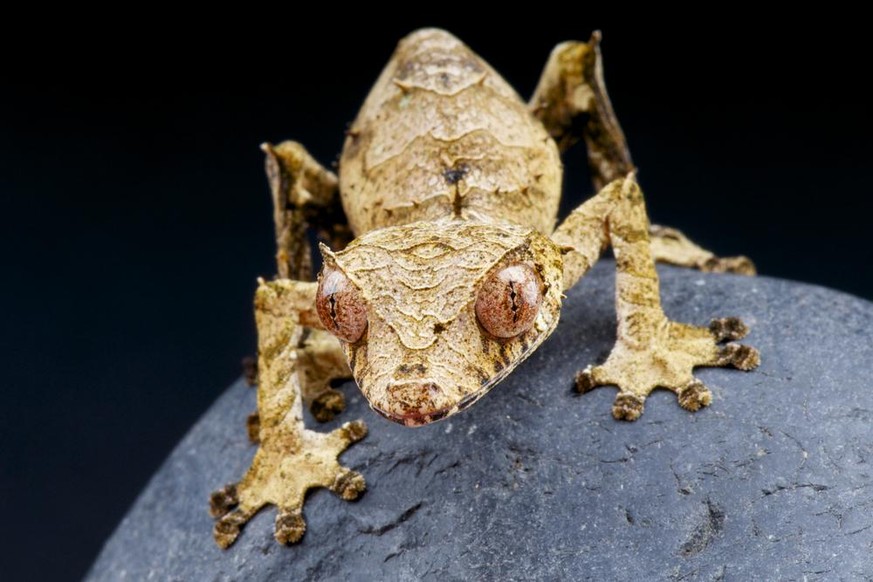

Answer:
[209,28,759,548]
[339,30,562,236]
[326,219,562,425]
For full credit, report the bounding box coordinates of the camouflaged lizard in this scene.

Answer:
[209,28,760,548]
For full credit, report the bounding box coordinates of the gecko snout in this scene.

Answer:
[374,380,453,427]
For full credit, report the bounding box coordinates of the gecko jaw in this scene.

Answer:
[369,380,492,427]
[369,380,457,427]
[370,404,456,427]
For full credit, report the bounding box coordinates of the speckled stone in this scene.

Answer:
[87,261,873,581]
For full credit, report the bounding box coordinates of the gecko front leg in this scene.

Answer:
[553,175,760,420]
[212,141,362,547]
[210,279,366,548]
[245,329,351,443]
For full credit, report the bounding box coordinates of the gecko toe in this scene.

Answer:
[677,379,713,412]
[310,389,346,422]
[214,507,249,549]
[331,468,366,500]
[336,419,368,444]
[575,366,600,393]
[709,317,749,342]
[612,392,644,421]
[274,509,306,545]
[209,483,239,519]
[718,342,761,370]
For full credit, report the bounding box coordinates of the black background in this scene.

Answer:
[2,14,870,581]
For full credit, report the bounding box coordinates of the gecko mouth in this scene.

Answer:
[370,404,455,427]
[369,385,488,427]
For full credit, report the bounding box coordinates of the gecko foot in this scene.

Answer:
[209,419,368,548]
[575,316,759,420]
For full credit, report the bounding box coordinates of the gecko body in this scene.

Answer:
[209,29,759,548]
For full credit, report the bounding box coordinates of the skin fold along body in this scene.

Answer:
[208,28,760,549]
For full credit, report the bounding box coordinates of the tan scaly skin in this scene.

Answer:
[210,28,760,548]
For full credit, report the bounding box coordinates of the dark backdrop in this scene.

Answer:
[2,15,870,581]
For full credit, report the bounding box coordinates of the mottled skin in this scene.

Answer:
[210,29,759,548]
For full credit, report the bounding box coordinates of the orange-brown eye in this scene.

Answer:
[475,263,542,339]
[316,266,368,343]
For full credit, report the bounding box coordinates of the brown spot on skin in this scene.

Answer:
[476,263,543,338]
[316,267,368,343]
[518,335,531,354]
[497,345,512,368]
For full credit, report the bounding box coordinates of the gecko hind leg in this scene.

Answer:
[650,225,756,275]
[262,140,352,280]
[532,34,754,275]
[554,176,760,421]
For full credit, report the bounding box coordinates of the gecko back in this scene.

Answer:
[339,28,562,237]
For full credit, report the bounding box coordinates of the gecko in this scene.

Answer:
[209,28,760,548]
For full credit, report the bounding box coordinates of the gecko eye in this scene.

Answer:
[475,263,543,339]
[316,266,368,343]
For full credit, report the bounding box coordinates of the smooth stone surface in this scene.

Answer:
[87,261,873,581]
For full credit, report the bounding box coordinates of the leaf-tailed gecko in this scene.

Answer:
[209,28,759,548]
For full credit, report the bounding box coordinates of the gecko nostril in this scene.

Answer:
[385,381,445,406]
[379,381,452,426]
[392,363,428,379]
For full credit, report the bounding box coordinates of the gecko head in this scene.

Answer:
[316,219,564,427]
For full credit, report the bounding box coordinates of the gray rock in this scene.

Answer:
[87,261,873,581]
